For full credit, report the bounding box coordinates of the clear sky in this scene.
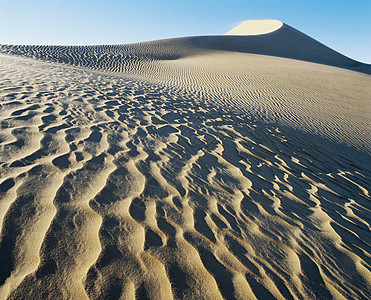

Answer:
[0,0,370,63]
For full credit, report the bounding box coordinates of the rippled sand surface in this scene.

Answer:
[0,22,370,300]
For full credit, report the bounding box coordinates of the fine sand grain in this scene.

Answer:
[0,20,370,299]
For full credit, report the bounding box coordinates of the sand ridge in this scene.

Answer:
[224,20,283,35]
[0,20,371,299]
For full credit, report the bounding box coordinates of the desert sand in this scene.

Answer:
[0,20,370,299]
[225,20,283,35]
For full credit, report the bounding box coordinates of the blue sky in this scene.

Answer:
[0,0,370,63]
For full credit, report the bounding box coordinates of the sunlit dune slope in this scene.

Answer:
[225,20,284,35]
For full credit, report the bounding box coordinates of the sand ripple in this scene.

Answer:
[0,54,370,299]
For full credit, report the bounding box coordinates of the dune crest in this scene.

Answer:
[225,20,283,35]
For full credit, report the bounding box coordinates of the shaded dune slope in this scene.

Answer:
[0,22,369,71]
[0,21,371,300]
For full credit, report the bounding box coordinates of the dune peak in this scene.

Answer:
[225,19,283,36]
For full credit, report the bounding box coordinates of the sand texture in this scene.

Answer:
[0,21,370,299]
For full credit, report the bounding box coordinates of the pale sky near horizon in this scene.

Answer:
[0,0,370,63]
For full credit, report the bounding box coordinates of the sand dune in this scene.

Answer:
[0,20,370,299]
[1,20,370,151]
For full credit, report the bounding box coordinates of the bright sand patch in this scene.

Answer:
[225,20,283,35]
